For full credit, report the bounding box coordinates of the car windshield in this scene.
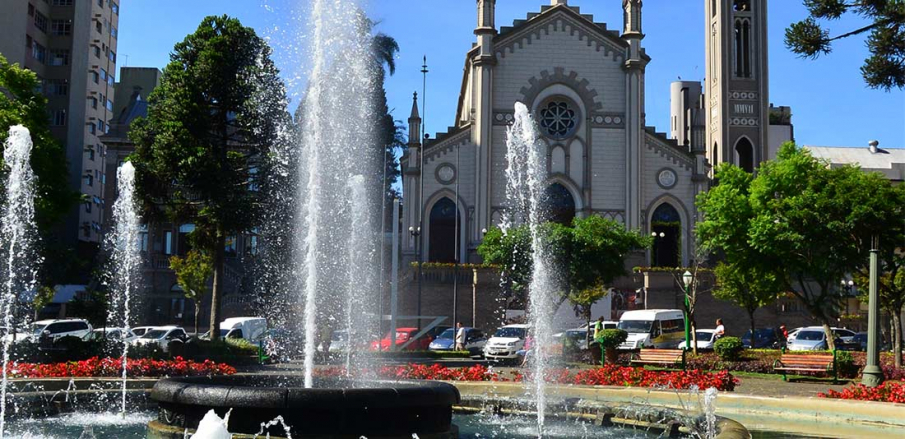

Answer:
[796,330,824,341]
[331,331,347,341]
[695,331,712,340]
[437,329,455,339]
[618,320,652,334]
[32,324,47,336]
[142,330,167,339]
[494,327,526,339]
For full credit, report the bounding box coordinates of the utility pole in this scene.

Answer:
[390,199,400,352]
[453,137,460,328]
[415,56,428,329]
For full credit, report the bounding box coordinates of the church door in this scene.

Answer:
[428,198,459,263]
[544,183,576,226]
[651,203,681,268]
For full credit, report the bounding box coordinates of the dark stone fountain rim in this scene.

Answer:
[151,375,460,410]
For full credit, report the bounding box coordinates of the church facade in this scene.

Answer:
[402,0,781,271]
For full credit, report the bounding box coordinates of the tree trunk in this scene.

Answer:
[194,302,201,336]
[209,235,226,341]
[893,311,902,369]
[691,320,698,356]
[585,307,592,346]
[822,322,836,351]
[748,308,756,346]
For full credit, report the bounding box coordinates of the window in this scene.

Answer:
[99,68,107,82]
[539,99,578,139]
[93,46,101,58]
[87,148,95,161]
[106,99,113,111]
[225,236,237,256]
[138,225,149,252]
[84,202,92,213]
[91,71,99,84]
[734,0,751,11]
[28,3,34,16]
[734,19,752,78]
[88,97,97,109]
[164,231,173,255]
[97,0,103,6]
[51,19,72,36]
[49,49,69,66]
[34,12,48,33]
[84,173,93,186]
[52,0,74,6]
[108,50,116,63]
[96,120,105,133]
[95,21,102,34]
[111,2,118,14]
[107,74,114,86]
[88,123,96,134]
[45,79,68,96]
[110,26,117,38]
[32,42,46,63]
[51,109,66,126]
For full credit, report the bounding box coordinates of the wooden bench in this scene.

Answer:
[772,351,837,382]
[630,349,686,370]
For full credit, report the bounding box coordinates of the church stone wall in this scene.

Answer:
[589,128,628,210]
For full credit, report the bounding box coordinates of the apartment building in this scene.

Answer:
[0,0,121,252]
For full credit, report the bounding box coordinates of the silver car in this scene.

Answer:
[786,327,856,351]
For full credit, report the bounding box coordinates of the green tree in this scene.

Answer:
[478,216,649,322]
[0,55,78,230]
[746,143,901,350]
[130,16,289,340]
[169,250,213,335]
[32,286,55,321]
[698,164,783,339]
[785,0,905,90]
[68,289,108,328]
[853,251,905,368]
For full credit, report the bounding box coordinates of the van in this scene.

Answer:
[32,319,93,341]
[218,317,267,342]
[617,309,685,349]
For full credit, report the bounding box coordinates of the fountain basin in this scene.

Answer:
[150,375,459,438]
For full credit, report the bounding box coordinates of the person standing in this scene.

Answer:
[454,322,466,351]
[593,316,604,340]
[715,319,726,339]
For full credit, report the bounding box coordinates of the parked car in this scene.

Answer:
[428,327,487,355]
[617,309,685,350]
[846,332,889,352]
[741,328,783,349]
[552,321,618,350]
[83,328,138,343]
[131,326,155,337]
[677,329,718,350]
[133,326,187,352]
[483,324,529,362]
[370,327,431,351]
[785,327,856,351]
[31,319,92,342]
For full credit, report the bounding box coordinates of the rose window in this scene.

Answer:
[539,100,577,138]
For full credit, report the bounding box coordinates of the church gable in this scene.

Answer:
[495,5,627,62]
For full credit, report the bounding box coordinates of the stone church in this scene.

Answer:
[398,0,795,330]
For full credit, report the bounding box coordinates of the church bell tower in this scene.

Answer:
[705,0,769,173]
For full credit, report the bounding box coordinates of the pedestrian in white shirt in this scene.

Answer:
[454,322,466,351]
[715,319,725,339]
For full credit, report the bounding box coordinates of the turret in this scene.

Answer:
[475,0,496,58]
[408,92,421,148]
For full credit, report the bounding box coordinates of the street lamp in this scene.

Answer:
[409,226,422,329]
[682,270,693,349]
[862,235,884,387]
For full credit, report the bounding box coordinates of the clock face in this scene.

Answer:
[437,165,455,183]
[658,169,677,188]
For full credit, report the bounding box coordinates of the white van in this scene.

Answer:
[219,317,267,342]
[617,309,685,350]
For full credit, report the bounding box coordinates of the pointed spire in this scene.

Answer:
[409,91,420,120]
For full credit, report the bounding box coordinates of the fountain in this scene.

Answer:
[502,102,558,433]
[0,125,40,437]
[105,161,142,416]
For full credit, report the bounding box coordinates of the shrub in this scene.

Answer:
[819,381,905,403]
[713,337,743,361]
[835,350,856,377]
[595,329,628,349]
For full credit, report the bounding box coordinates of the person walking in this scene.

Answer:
[715,319,726,339]
[454,322,466,351]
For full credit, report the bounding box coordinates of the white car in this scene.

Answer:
[84,328,138,343]
[31,319,93,342]
[132,326,156,337]
[133,326,187,352]
[483,324,529,361]
[786,326,857,351]
[677,329,718,350]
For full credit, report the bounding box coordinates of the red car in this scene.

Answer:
[370,327,432,351]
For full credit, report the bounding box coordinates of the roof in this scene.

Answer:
[805,145,905,181]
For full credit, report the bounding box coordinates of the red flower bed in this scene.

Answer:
[7,356,236,378]
[818,381,905,404]
[315,364,737,391]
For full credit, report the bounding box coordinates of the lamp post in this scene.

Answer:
[862,235,884,387]
[682,270,693,349]
[409,226,422,329]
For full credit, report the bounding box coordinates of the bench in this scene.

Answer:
[630,349,686,370]
[772,351,837,382]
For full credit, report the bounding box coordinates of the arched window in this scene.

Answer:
[651,203,681,268]
[178,223,195,256]
[735,137,754,173]
[543,183,576,226]
[539,98,579,139]
[734,18,752,78]
[428,197,459,263]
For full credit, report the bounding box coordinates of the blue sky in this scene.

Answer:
[118,0,903,149]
